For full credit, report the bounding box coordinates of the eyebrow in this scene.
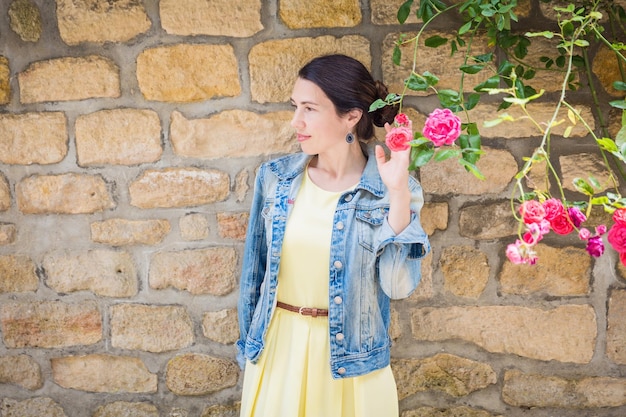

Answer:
[290,98,319,106]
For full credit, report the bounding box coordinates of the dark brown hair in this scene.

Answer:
[298,54,398,141]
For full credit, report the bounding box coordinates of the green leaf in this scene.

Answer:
[405,73,430,91]
[573,178,595,196]
[474,75,500,92]
[425,35,448,48]
[392,45,402,66]
[397,0,414,24]
[458,158,485,179]
[368,99,386,112]
[465,93,481,111]
[458,20,473,35]
[609,99,626,109]
[460,64,485,74]
[596,137,618,152]
[614,81,626,91]
[409,146,434,170]
[433,148,460,162]
[438,89,462,108]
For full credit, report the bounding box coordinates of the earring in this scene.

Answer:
[345,132,355,144]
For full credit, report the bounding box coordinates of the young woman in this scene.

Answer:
[237,54,430,417]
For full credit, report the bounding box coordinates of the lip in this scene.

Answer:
[296,133,310,142]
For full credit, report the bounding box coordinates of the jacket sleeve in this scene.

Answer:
[236,165,269,369]
[376,177,430,299]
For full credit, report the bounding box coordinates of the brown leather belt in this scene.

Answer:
[276,301,329,318]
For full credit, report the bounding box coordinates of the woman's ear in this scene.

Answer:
[346,108,363,128]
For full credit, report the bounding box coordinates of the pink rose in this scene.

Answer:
[385,126,412,152]
[550,211,574,235]
[519,200,545,225]
[422,108,461,147]
[608,222,626,253]
[394,113,411,128]
[542,198,565,221]
[613,208,626,226]
[506,240,538,265]
[579,228,591,240]
[620,251,626,267]
[586,236,605,258]
[568,207,587,228]
[523,222,544,245]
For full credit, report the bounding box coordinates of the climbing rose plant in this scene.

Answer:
[374,0,626,266]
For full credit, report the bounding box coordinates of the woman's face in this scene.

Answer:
[290,78,352,155]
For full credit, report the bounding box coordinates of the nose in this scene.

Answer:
[291,108,303,129]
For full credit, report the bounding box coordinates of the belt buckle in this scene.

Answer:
[298,306,306,315]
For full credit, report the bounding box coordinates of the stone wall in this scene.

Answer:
[0,0,625,416]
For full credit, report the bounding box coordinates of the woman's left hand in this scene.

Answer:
[375,123,411,192]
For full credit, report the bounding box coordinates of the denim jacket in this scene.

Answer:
[237,144,430,379]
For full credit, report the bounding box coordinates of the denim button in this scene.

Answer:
[344,194,353,202]
[333,260,343,269]
[333,296,342,304]
[335,333,344,341]
[337,367,346,375]
[336,221,344,230]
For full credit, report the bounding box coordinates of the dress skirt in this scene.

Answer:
[239,168,399,417]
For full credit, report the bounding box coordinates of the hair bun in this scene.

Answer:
[371,80,398,127]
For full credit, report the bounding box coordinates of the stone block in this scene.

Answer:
[217,212,248,240]
[0,223,16,245]
[499,244,591,296]
[0,254,38,293]
[17,173,114,214]
[166,353,239,395]
[0,301,102,348]
[420,148,517,195]
[459,201,518,240]
[607,289,626,364]
[0,354,42,390]
[0,56,10,104]
[51,354,157,393]
[160,0,262,37]
[560,153,617,193]
[129,168,229,209]
[0,398,66,417]
[0,112,67,165]
[43,250,138,297]
[411,305,596,363]
[9,0,41,42]
[392,353,496,400]
[202,309,239,344]
[149,247,237,295]
[503,369,626,408]
[279,0,361,28]
[440,246,489,298]
[137,44,240,102]
[170,110,298,158]
[249,36,371,103]
[56,0,150,45]
[19,55,120,103]
[91,218,170,246]
[110,304,194,353]
[93,402,159,417]
[76,109,162,166]
[179,213,209,241]
[420,202,448,236]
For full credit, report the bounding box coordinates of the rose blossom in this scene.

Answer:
[596,225,607,235]
[586,236,605,257]
[519,200,546,225]
[607,222,626,253]
[385,126,412,152]
[579,228,591,240]
[422,108,461,147]
[394,113,411,128]
[542,198,565,221]
[567,207,587,228]
[506,240,538,265]
[523,222,544,245]
[550,211,574,235]
[613,208,626,225]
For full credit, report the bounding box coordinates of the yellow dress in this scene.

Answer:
[240,168,399,417]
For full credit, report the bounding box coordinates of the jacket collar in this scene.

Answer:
[267,144,386,198]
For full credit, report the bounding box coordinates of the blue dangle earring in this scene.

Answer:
[345,132,355,144]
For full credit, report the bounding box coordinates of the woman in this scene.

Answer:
[236,54,430,417]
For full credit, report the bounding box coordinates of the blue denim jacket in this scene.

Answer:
[236,145,430,379]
